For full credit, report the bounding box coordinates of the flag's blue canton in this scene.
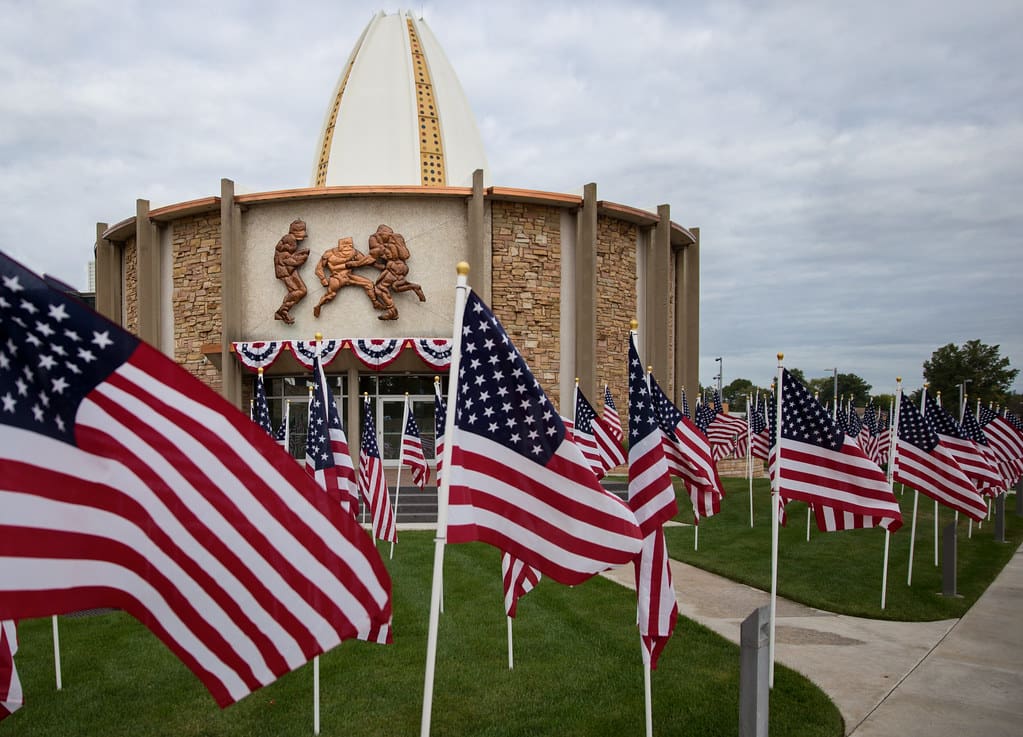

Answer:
[898,394,939,453]
[766,394,778,445]
[847,406,863,437]
[833,406,850,435]
[649,373,681,438]
[679,389,690,419]
[574,388,599,434]
[306,357,334,471]
[604,385,618,413]
[960,409,989,446]
[253,374,274,435]
[780,369,843,450]
[694,401,715,434]
[405,411,422,441]
[713,390,723,414]
[1004,410,1023,433]
[0,253,137,445]
[749,399,766,435]
[361,399,382,458]
[862,403,879,435]
[455,292,563,461]
[627,336,659,441]
[434,386,446,438]
[924,394,965,438]
[273,421,286,443]
[978,405,999,428]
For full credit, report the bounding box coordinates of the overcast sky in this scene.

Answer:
[2,0,1020,396]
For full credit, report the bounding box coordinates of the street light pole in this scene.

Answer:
[714,356,723,400]
[823,368,838,418]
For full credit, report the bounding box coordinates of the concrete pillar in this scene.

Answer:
[574,183,598,398]
[347,366,361,468]
[1015,478,1022,517]
[677,228,700,395]
[94,222,121,325]
[645,205,672,383]
[220,179,243,407]
[942,521,957,597]
[135,199,160,346]
[994,492,1006,543]
[467,169,490,303]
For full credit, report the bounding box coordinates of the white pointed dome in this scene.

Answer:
[312,10,489,188]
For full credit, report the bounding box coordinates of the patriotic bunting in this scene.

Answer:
[233,341,286,370]
[411,339,454,370]
[291,339,344,369]
[351,339,404,370]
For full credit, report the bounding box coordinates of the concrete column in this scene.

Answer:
[220,179,243,407]
[94,222,121,325]
[677,228,700,394]
[347,366,361,467]
[467,169,490,303]
[645,205,672,383]
[135,199,160,346]
[574,183,598,397]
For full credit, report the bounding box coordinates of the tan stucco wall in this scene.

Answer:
[491,201,563,408]
[237,197,468,341]
[596,216,638,427]
[172,213,223,393]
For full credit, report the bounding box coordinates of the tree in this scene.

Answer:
[722,378,756,412]
[922,340,1019,407]
[796,371,873,407]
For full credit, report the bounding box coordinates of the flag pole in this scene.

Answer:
[391,393,411,559]
[919,385,941,567]
[507,615,515,670]
[881,378,900,609]
[748,393,755,528]
[642,643,653,737]
[284,398,292,454]
[52,615,62,690]
[769,354,783,688]
[421,262,470,737]
[313,655,320,735]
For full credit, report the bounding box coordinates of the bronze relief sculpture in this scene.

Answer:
[312,237,380,317]
[273,219,310,325]
[367,225,426,320]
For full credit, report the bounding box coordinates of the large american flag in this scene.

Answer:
[501,552,541,618]
[0,252,391,707]
[648,372,723,522]
[626,334,678,669]
[774,369,902,532]
[401,397,430,490]
[359,397,397,544]
[0,620,21,721]
[446,292,642,585]
[924,394,1002,494]
[305,354,359,517]
[574,384,626,479]
[894,393,986,521]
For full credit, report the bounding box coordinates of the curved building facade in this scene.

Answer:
[92,10,700,466]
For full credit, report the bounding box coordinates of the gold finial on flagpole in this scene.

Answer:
[456,262,470,275]
[630,319,638,330]
[314,332,323,341]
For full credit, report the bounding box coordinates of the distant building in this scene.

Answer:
[93,10,700,465]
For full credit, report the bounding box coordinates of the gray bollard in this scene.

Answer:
[942,521,957,597]
[740,605,770,737]
[994,492,1006,543]
[1015,479,1022,517]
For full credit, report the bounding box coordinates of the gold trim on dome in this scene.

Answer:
[407,18,446,186]
[315,56,357,187]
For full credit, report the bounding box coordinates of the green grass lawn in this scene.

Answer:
[668,477,1023,620]
[2,532,841,737]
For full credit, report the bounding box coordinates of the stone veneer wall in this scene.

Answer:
[172,214,223,393]
[595,216,637,430]
[490,201,562,408]
[123,238,138,335]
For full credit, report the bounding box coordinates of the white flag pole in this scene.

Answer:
[881,378,900,609]
[313,655,320,735]
[642,643,654,737]
[421,263,470,737]
[507,615,515,670]
[769,354,784,688]
[748,393,755,528]
[391,394,411,559]
[284,398,291,454]
[52,615,62,690]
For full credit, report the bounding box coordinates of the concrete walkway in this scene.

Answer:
[600,541,1023,736]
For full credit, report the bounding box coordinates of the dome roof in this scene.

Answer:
[311,10,489,188]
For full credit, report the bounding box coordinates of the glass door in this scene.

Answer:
[377,396,437,466]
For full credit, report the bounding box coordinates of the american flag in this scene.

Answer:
[874,409,893,469]
[400,397,430,490]
[434,378,446,484]
[978,405,1023,485]
[648,372,723,521]
[679,387,690,420]
[0,620,21,721]
[306,354,359,517]
[894,393,986,521]
[924,394,1002,494]
[774,369,902,532]
[273,412,288,449]
[574,384,626,479]
[627,334,678,669]
[707,390,748,460]
[252,370,274,436]
[847,404,863,438]
[359,397,397,544]
[860,403,879,461]
[0,252,391,706]
[749,395,771,461]
[961,409,1010,490]
[502,552,541,618]
[603,384,624,444]
[446,292,642,585]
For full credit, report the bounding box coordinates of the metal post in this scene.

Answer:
[740,605,770,737]
[941,521,957,597]
[1015,478,1023,517]
[994,492,1006,543]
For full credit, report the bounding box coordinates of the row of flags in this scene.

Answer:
[4,247,1023,731]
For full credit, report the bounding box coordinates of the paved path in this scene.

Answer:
[601,541,1023,736]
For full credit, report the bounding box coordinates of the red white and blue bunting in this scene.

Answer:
[231,338,454,372]
[233,341,285,370]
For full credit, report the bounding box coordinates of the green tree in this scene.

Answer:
[796,371,872,407]
[722,378,756,411]
[922,340,1019,406]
